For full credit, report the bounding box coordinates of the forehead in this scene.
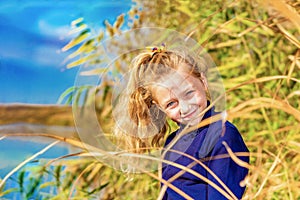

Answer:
[150,69,200,100]
[157,71,190,90]
[148,63,193,86]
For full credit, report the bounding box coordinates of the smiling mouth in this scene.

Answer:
[181,109,198,120]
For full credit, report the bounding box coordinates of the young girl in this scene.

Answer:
[113,47,249,199]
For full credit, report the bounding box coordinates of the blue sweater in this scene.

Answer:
[161,107,249,200]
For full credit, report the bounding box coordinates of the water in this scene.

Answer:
[0,136,72,175]
[0,136,78,199]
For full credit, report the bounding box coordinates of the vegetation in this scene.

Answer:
[1,0,299,199]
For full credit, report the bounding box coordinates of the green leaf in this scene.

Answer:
[17,170,25,193]
[71,17,84,27]
[0,187,19,196]
[62,29,90,52]
[67,39,96,59]
[66,54,98,69]
[69,24,88,35]
[79,67,107,76]
[39,181,56,189]
[57,86,76,104]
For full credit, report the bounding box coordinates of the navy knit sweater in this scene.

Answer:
[161,106,249,200]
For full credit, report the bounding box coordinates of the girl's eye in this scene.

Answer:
[186,90,195,96]
[166,101,176,109]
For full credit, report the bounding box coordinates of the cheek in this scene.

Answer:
[166,109,180,120]
[193,92,207,106]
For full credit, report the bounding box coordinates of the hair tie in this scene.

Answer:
[146,43,166,53]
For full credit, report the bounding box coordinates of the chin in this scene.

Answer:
[179,119,198,127]
[187,116,204,127]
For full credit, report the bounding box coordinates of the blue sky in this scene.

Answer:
[0,0,133,104]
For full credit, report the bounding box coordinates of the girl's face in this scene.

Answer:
[152,66,208,126]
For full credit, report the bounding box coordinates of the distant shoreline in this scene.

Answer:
[0,103,78,140]
[0,103,74,126]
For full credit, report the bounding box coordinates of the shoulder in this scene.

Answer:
[164,130,177,147]
[223,121,243,140]
[217,121,249,153]
[224,121,240,137]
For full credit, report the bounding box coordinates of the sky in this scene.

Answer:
[0,0,133,104]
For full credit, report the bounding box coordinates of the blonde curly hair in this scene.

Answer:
[113,50,208,153]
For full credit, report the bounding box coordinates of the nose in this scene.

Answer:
[179,100,190,116]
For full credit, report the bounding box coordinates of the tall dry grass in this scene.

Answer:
[1,0,299,199]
